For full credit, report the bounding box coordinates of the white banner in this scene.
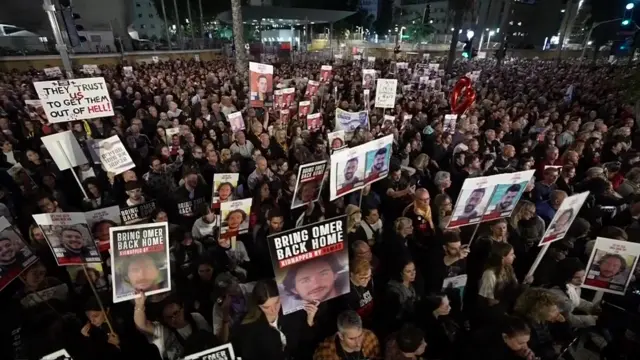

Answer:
[33,77,114,123]
[335,108,369,133]
[94,135,135,175]
[374,79,397,108]
[41,131,88,170]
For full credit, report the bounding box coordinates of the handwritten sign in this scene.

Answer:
[374,79,397,108]
[94,135,135,175]
[33,77,114,123]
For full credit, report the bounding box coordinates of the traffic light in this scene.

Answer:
[462,40,471,58]
[622,2,634,26]
[58,0,86,46]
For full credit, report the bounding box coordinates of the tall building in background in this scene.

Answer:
[131,1,165,39]
[360,0,380,20]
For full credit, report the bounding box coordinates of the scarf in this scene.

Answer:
[414,202,434,229]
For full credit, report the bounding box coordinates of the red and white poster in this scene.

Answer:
[307,113,322,132]
[481,170,535,221]
[0,217,38,291]
[321,65,332,82]
[299,100,311,120]
[306,80,319,98]
[539,191,589,246]
[448,176,498,229]
[274,89,283,110]
[282,88,295,109]
[33,77,114,123]
[582,237,640,296]
[280,109,291,124]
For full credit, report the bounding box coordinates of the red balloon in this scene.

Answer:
[450,76,476,115]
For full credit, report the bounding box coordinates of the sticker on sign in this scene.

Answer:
[33,77,114,123]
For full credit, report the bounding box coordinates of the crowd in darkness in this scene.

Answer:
[0,55,640,360]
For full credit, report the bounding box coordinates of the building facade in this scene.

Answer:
[131,0,166,39]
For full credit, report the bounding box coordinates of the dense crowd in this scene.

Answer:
[0,54,640,360]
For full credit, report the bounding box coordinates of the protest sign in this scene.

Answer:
[328,130,346,151]
[25,99,45,122]
[375,79,398,108]
[269,216,349,315]
[228,111,245,132]
[274,90,283,110]
[120,200,157,225]
[477,51,487,59]
[8,163,38,195]
[66,262,109,296]
[0,217,38,292]
[249,62,274,108]
[335,108,369,133]
[396,62,409,70]
[362,69,375,89]
[423,53,430,61]
[329,135,393,200]
[183,343,236,360]
[280,109,290,124]
[539,191,589,246]
[94,135,135,175]
[443,114,457,134]
[177,197,207,218]
[41,131,88,170]
[448,176,498,229]
[33,213,100,266]
[85,205,121,253]
[110,222,170,302]
[44,67,63,78]
[220,198,252,239]
[582,237,640,296]
[123,66,133,77]
[152,56,159,63]
[321,65,332,82]
[307,113,322,133]
[282,87,295,109]
[367,56,376,67]
[299,100,311,120]
[213,173,239,206]
[194,54,200,62]
[33,77,113,123]
[428,63,440,71]
[165,127,180,144]
[21,276,69,309]
[482,170,535,221]
[305,80,319,98]
[41,349,73,360]
[292,160,327,209]
[382,115,395,130]
[82,64,100,75]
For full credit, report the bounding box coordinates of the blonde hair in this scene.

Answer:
[349,258,371,276]
[514,288,560,323]
[509,200,535,230]
[345,205,361,233]
[395,217,412,233]
[412,153,429,171]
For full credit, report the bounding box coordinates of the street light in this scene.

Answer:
[626,3,634,10]
[466,30,475,40]
[486,30,495,49]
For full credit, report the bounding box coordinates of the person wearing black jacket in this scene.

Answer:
[466,316,538,360]
[232,279,317,360]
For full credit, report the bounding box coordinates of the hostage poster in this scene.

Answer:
[292,160,327,209]
[120,200,157,225]
[32,213,101,266]
[183,343,236,360]
[212,173,239,206]
[94,135,135,175]
[0,216,38,291]
[268,216,349,315]
[481,170,535,221]
[447,176,498,229]
[320,65,332,82]
[249,62,274,108]
[220,198,252,239]
[539,191,589,246]
[110,222,170,302]
[85,205,122,253]
[334,108,369,133]
[582,237,640,296]
[33,77,114,123]
[305,80,319,98]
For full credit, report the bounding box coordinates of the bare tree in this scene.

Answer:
[231,0,248,77]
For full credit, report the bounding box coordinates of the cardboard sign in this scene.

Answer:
[269,216,349,314]
[82,64,100,75]
[220,198,252,239]
[110,222,171,302]
[85,205,121,253]
[292,160,327,209]
[33,77,114,123]
[328,130,346,151]
[582,237,640,296]
[94,135,135,175]
[120,201,157,225]
[183,344,235,360]
[539,192,589,246]
[249,61,274,108]
[228,111,245,132]
[374,79,398,108]
[41,131,88,170]
[212,173,239,205]
[123,66,133,77]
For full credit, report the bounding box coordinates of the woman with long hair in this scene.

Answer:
[509,200,545,251]
[383,257,422,335]
[232,279,317,360]
[547,257,598,329]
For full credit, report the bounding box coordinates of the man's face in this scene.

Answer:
[228,212,244,229]
[185,174,198,188]
[258,77,267,93]
[301,182,317,202]
[544,170,559,183]
[293,259,337,301]
[38,198,58,213]
[366,209,380,224]
[500,191,519,210]
[345,160,358,180]
[219,184,232,201]
[127,188,143,201]
[464,191,484,213]
[444,241,461,258]
[503,333,530,352]
[373,153,386,171]
[599,256,623,279]
[269,216,284,232]
[0,239,16,263]
[62,229,84,250]
[128,256,160,290]
[339,327,364,352]
[95,222,112,242]
[257,159,268,172]
[151,160,163,172]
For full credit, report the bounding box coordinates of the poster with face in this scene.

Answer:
[334,108,369,133]
[320,65,332,83]
[41,349,73,360]
[66,262,109,296]
[280,109,290,124]
[228,111,245,132]
[362,69,376,89]
[274,89,283,110]
[269,216,349,315]
[328,130,346,152]
[0,217,38,291]
[292,161,327,209]
[110,222,170,303]
[298,100,311,120]
[249,61,274,108]
[447,176,498,229]
[212,173,239,206]
[366,56,375,68]
[306,113,322,133]
[183,343,235,360]
[220,198,252,239]
[482,170,535,221]
[539,191,589,246]
[282,88,295,109]
[305,80,319,98]
[85,205,122,253]
[582,237,640,295]
[33,213,100,266]
[363,135,393,184]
